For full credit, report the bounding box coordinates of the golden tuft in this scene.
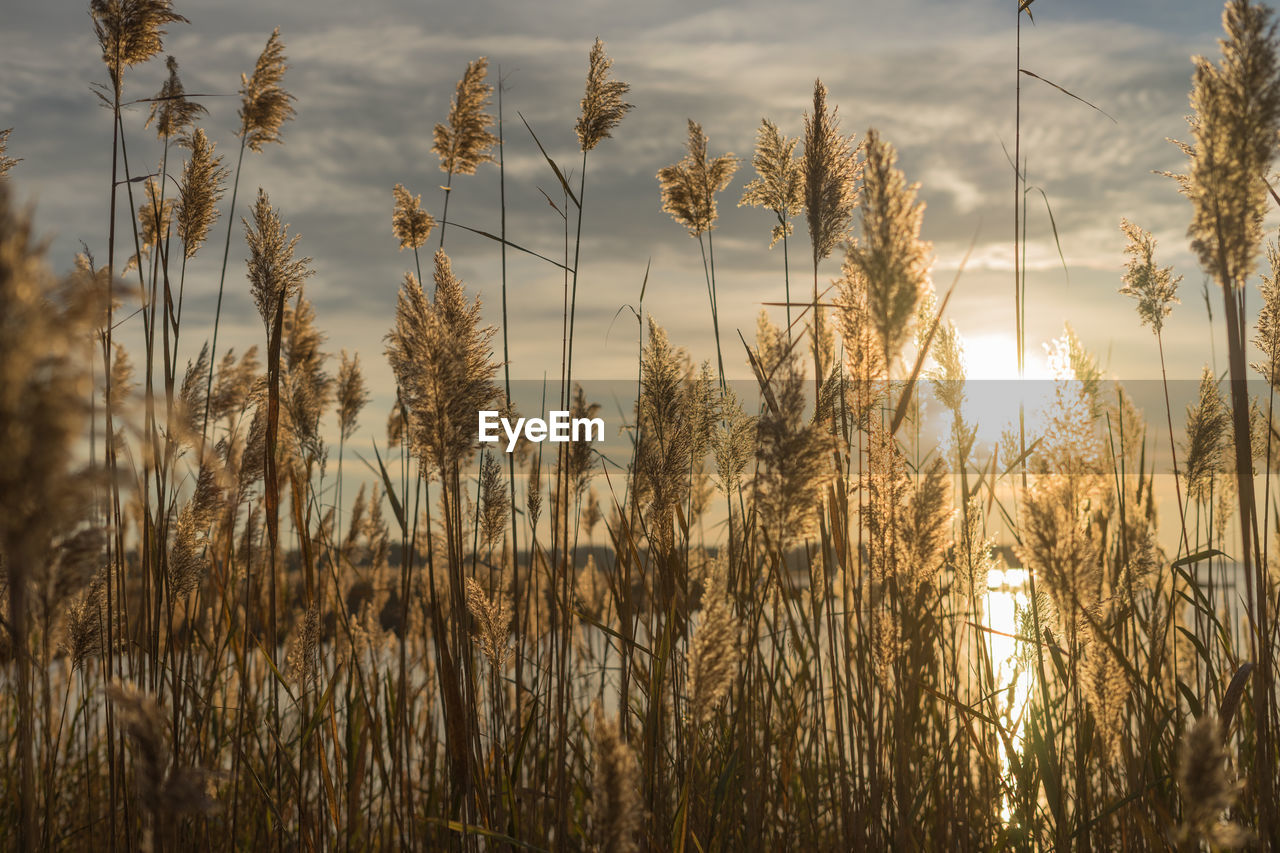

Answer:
[657,119,738,236]
[753,312,832,543]
[238,28,295,153]
[336,349,369,443]
[147,55,206,140]
[1177,715,1250,848]
[176,128,228,260]
[478,451,508,552]
[432,57,498,177]
[244,188,313,329]
[391,183,436,251]
[688,556,738,725]
[0,128,20,178]
[590,705,643,853]
[739,118,804,247]
[1255,239,1280,382]
[90,0,188,96]
[464,576,512,668]
[1183,365,1229,506]
[385,250,502,472]
[803,79,861,265]
[849,128,930,368]
[1118,219,1181,335]
[576,38,633,152]
[285,605,320,687]
[1185,0,1280,290]
[125,176,172,274]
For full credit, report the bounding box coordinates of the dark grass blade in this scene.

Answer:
[1019,68,1117,123]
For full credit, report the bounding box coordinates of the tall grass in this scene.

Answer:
[1,0,1279,849]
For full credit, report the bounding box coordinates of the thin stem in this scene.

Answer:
[202,136,248,453]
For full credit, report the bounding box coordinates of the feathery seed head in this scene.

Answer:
[576,38,634,152]
[1118,219,1181,334]
[688,561,739,725]
[851,128,930,368]
[591,706,642,853]
[0,128,21,178]
[740,118,804,247]
[657,120,739,236]
[1255,239,1280,382]
[803,80,862,265]
[244,188,313,329]
[385,250,501,472]
[91,0,188,96]
[1185,0,1280,289]
[391,184,436,251]
[464,576,512,668]
[0,186,104,611]
[238,29,295,152]
[1183,365,1229,505]
[433,57,498,177]
[336,349,369,442]
[176,128,229,260]
[1177,715,1250,848]
[147,55,206,140]
[478,452,508,551]
[754,312,832,543]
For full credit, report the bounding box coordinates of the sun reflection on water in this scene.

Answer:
[981,566,1033,822]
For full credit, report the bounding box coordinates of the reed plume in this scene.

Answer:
[1256,240,1280,381]
[657,120,738,236]
[0,128,20,178]
[899,455,951,598]
[741,118,804,247]
[90,0,187,96]
[803,80,860,383]
[657,121,737,381]
[712,385,754,496]
[176,128,228,260]
[238,29,295,152]
[576,38,633,152]
[1019,474,1105,622]
[1118,219,1180,334]
[285,605,320,687]
[1177,715,1249,849]
[478,452,508,552]
[590,706,642,853]
[850,128,930,368]
[385,250,501,473]
[0,184,104,677]
[753,312,831,543]
[433,57,498,178]
[688,556,738,725]
[147,55,206,141]
[336,350,369,443]
[527,452,543,529]
[245,188,312,326]
[280,294,333,458]
[866,422,909,584]
[803,80,860,266]
[1183,365,1229,506]
[391,184,436,251]
[464,576,512,668]
[125,176,172,273]
[1081,624,1130,762]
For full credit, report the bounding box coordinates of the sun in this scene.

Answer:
[954,332,1057,448]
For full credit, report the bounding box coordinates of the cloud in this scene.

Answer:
[0,0,1243,404]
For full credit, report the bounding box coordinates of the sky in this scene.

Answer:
[0,0,1254,473]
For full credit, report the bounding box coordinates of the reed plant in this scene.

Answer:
[2,2,1280,850]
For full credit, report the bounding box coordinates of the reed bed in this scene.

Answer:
[2,0,1280,849]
